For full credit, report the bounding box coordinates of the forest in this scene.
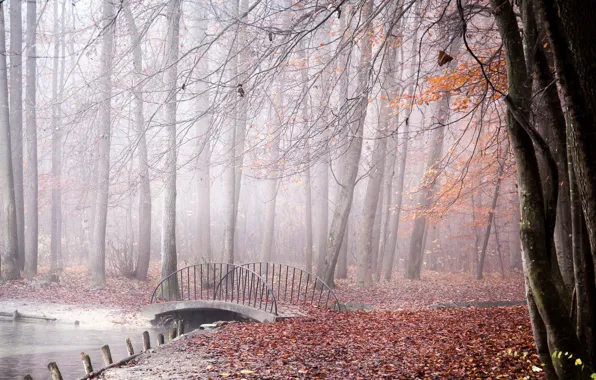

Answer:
[0,0,596,378]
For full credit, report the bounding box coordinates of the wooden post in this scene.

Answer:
[101,345,113,365]
[142,331,151,351]
[169,327,177,341]
[177,319,184,336]
[81,352,93,374]
[47,362,63,380]
[157,333,165,346]
[22,375,33,380]
[125,338,134,356]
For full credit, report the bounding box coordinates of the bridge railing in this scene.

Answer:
[241,262,341,311]
[149,263,278,315]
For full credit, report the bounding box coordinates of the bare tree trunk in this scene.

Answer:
[492,0,585,375]
[477,153,505,280]
[569,135,596,367]
[0,2,19,280]
[336,219,348,279]
[376,151,394,281]
[10,0,24,270]
[405,95,449,280]
[23,0,38,277]
[160,0,181,282]
[334,13,351,281]
[222,0,240,264]
[233,0,249,249]
[260,87,282,262]
[50,0,63,273]
[314,162,328,275]
[370,183,384,280]
[383,9,420,280]
[193,4,211,263]
[357,132,387,288]
[405,27,460,280]
[493,218,505,279]
[509,194,522,270]
[321,0,373,288]
[123,0,152,281]
[91,0,115,287]
[300,43,313,273]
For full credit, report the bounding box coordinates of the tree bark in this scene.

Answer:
[300,43,314,274]
[50,0,64,273]
[320,0,373,288]
[160,0,181,282]
[0,2,19,280]
[405,95,449,280]
[91,0,115,287]
[535,0,596,276]
[383,8,420,280]
[233,0,249,245]
[10,0,24,271]
[357,131,387,288]
[476,153,505,280]
[492,0,586,376]
[23,0,38,277]
[222,0,240,264]
[123,0,152,281]
[260,86,282,262]
[193,4,212,263]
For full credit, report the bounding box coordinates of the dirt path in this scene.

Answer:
[101,331,216,379]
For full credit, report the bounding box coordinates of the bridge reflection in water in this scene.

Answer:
[141,263,341,324]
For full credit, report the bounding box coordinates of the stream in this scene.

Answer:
[0,319,165,380]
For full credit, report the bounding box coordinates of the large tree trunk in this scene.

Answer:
[405,26,459,280]
[405,95,449,280]
[569,149,596,367]
[160,0,181,282]
[10,0,24,271]
[90,0,115,287]
[314,161,329,275]
[193,4,212,263]
[300,44,313,273]
[320,0,374,288]
[50,0,64,273]
[233,0,249,244]
[509,194,522,270]
[357,129,387,288]
[222,0,240,264]
[535,0,596,275]
[23,0,38,277]
[0,2,19,280]
[334,13,351,281]
[383,8,420,280]
[492,0,586,376]
[260,87,282,262]
[123,0,152,281]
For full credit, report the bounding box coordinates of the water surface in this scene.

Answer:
[0,319,163,380]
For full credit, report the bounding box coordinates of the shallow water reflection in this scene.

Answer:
[0,319,162,380]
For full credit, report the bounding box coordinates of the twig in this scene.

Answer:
[77,353,141,380]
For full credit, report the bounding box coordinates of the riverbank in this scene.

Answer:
[0,299,147,327]
[0,265,162,327]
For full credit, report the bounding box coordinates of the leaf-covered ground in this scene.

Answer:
[105,306,543,379]
[0,265,160,314]
[0,264,525,313]
[334,269,526,310]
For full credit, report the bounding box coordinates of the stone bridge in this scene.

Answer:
[140,263,340,324]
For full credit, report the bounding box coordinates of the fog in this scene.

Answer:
[0,0,521,287]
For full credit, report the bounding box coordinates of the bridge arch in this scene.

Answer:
[143,262,339,323]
